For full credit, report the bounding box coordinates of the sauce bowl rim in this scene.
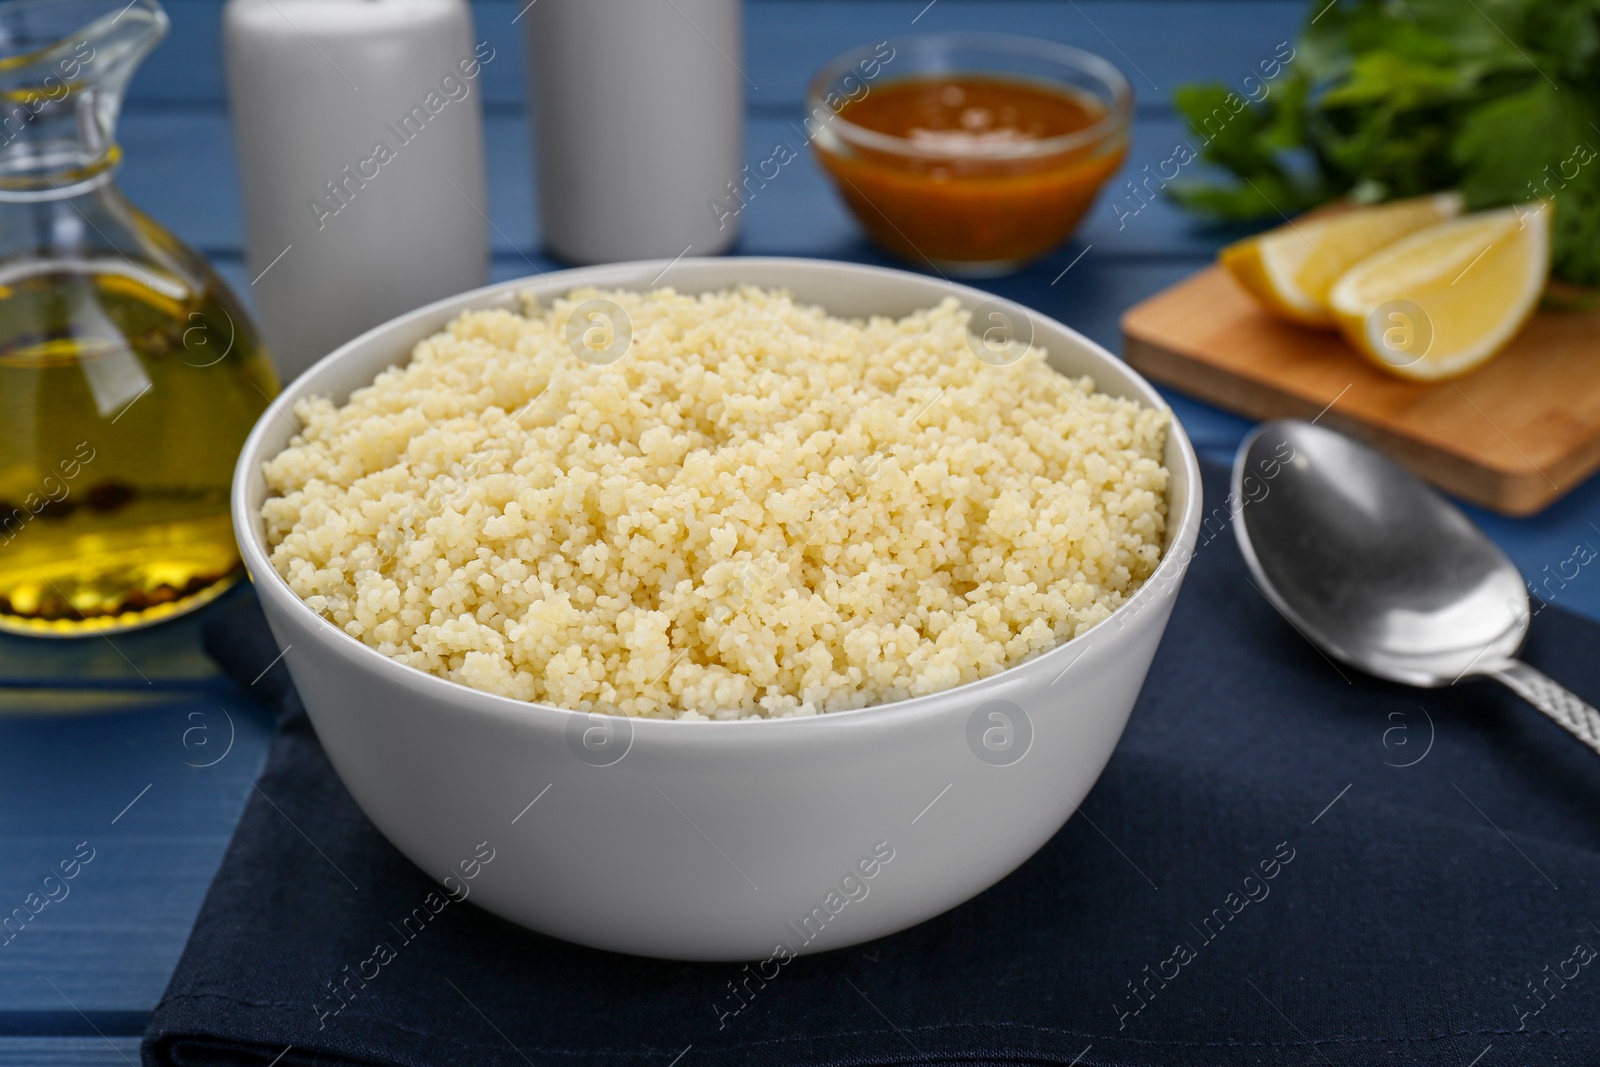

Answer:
[806,30,1134,163]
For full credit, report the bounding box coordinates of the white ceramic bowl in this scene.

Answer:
[232,258,1202,961]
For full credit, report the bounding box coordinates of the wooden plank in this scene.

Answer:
[0,1038,144,1064]
[115,111,1223,261]
[0,583,255,685]
[0,688,274,1013]
[743,0,1305,116]
[125,0,1304,111]
[1122,266,1600,515]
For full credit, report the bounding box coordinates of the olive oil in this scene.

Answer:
[1,0,279,636]
[0,266,278,635]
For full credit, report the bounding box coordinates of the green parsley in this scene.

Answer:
[1170,0,1600,286]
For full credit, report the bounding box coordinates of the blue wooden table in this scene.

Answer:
[3,1,1598,1060]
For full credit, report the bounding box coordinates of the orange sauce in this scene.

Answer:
[814,75,1126,270]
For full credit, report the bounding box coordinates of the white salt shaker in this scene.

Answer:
[525,0,743,264]
[224,0,490,380]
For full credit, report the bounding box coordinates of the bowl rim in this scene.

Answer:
[233,256,1202,735]
[806,31,1134,162]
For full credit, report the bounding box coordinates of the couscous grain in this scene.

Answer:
[262,286,1169,719]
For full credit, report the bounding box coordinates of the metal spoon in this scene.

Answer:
[1233,419,1600,757]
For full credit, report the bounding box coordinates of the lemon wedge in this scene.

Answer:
[1220,193,1464,326]
[1328,202,1550,382]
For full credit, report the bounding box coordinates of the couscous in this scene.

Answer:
[261,286,1169,719]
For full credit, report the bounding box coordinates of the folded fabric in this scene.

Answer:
[144,461,1600,1066]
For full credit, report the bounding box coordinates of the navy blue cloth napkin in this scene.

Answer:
[144,460,1600,1067]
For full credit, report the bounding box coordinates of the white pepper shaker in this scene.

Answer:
[224,0,490,380]
[526,0,743,264]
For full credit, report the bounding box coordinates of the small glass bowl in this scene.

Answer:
[807,32,1132,276]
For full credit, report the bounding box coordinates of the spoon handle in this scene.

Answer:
[1491,661,1600,757]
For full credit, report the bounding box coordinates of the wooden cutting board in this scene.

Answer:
[1122,265,1600,515]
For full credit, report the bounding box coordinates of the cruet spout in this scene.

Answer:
[0,0,169,197]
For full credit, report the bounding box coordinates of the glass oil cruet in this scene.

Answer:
[0,0,277,635]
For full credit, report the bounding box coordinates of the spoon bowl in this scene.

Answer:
[1234,420,1600,755]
